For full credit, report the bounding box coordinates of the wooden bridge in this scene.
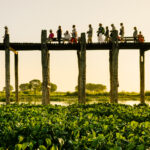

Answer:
[1,30,150,104]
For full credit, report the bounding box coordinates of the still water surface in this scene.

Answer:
[0,100,150,106]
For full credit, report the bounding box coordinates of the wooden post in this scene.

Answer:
[109,30,119,103]
[140,49,145,103]
[15,53,19,103]
[109,49,113,103]
[4,34,10,104]
[77,33,86,104]
[41,30,50,105]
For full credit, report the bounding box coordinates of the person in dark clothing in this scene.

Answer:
[57,26,62,44]
[105,26,109,43]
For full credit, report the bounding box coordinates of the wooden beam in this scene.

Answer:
[4,34,10,104]
[9,47,18,54]
[140,49,145,103]
[109,30,119,103]
[77,33,86,104]
[41,30,50,105]
[14,53,19,103]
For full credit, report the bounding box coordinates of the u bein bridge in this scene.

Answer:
[1,30,150,105]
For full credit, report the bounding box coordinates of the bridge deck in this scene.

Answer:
[0,42,150,51]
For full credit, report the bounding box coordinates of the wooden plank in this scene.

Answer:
[41,30,50,105]
[9,47,18,54]
[77,33,86,104]
[0,43,150,51]
[15,53,19,103]
[4,34,10,104]
[140,49,145,103]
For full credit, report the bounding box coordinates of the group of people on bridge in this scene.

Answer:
[48,23,145,44]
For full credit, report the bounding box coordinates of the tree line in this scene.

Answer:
[3,79,57,94]
[3,80,107,93]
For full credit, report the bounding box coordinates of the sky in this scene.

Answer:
[0,0,150,92]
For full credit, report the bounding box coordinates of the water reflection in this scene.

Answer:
[0,100,150,106]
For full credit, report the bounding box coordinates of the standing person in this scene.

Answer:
[87,24,93,43]
[71,25,77,43]
[119,23,124,42]
[48,29,54,43]
[63,30,71,43]
[133,27,138,43]
[110,24,118,42]
[105,26,109,43]
[4,26,9,40]
[57,26,62,44]
[97,23,105,43]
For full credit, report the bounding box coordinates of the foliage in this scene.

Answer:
[29,79,41,94]
[75,83,107,92]
[19,83,30,92]
[50,83,57,92]
[3,85,14,92]
[0,103,150,149]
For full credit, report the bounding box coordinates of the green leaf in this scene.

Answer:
[45,138,52,147]
[15,144,22,150]
[39,145,47,150]
[22,142,29,150]
[136,144,145,150]
[18,135,24,143]
[50,145,58,150]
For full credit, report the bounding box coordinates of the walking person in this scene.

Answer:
[104,26,109,43]
[87,24,93,43]
[133,27,138,43]
[119,23,124,42]
[71,25,77,44]
[57,26,62,44]
[97,23,105,43]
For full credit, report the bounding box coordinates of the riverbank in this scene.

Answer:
[0,91,150,103]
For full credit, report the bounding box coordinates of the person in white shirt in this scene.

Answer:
[63,30,71,43]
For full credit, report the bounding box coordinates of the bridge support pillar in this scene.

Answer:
[41,30,50,105]
[4,34,10,104]
[77,33,86,104]
[109,41,119,103]
[140,49,145,103]
[14,53,19,103]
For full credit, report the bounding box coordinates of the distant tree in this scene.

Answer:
[3,85,14,92]
[29,79,41,94]
[19,83,30,92]
[75,83,107,92]
[50,83,57,92]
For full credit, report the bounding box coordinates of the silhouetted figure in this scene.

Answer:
[138,31,144,43]
[4,26,9,39]
[71,25,77,43]
[97,23,105,43]
[105,26,109,43]
[110,24,118,43]
[133,27,138,43]
[119,23,124,42]
[57,26,62,44]
[87,24,93,43]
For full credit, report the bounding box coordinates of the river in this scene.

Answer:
[0,100,150,106]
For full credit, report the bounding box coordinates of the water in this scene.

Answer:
[0,100,150,106]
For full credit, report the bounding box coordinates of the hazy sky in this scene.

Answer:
[0,0,150,92]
